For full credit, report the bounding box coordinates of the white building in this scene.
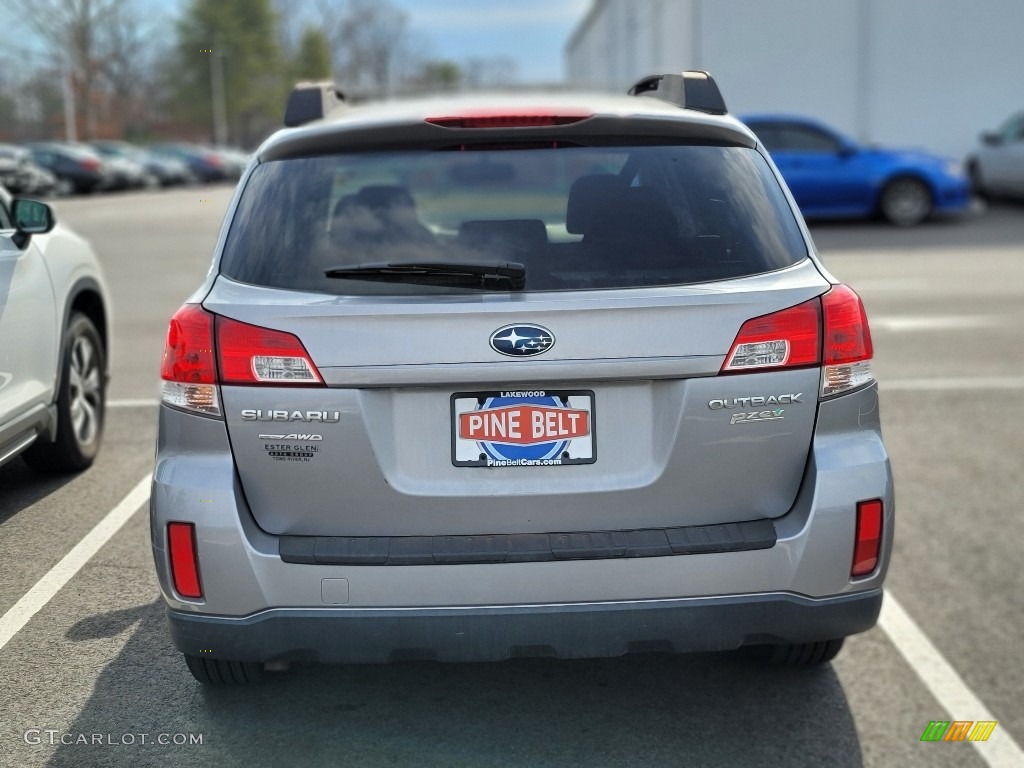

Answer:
[565,0,1024,158]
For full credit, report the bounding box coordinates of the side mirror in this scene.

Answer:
[980,131,1002,147]
[11,199,55,248]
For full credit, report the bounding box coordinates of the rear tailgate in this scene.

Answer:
[207,262,829,537]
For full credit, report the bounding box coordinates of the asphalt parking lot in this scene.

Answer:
[1,188,1022,767]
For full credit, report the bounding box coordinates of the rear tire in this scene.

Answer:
[23,313,106,474]
[756,638,845,666]
[879,176,932,226]
[184,654,266,685]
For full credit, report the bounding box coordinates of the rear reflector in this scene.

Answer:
[426,110,591,129]
[722,298,820,372]
[168,522,203,599]
[851,500,883,577]
[160,304,220,416]
[217,316,323,385]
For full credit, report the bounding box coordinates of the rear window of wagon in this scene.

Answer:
[219,143,807,294]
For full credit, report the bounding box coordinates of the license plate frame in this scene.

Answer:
[451,389,596,468]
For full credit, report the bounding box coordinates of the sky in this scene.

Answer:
[5,0,593,85]
[388,0,592,82]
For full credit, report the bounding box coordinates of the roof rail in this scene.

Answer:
[627,71,727,115]
[284,81,346,127]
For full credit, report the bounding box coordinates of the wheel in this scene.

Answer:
[184,654,266,685]
[754,638,845,666]
[55,177,74,196]
[22,313,106,473]
[879,176,932,226]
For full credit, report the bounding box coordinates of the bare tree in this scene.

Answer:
[316,0,420,96]
[10,0,157,139]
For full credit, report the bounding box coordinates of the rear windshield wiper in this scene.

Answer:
[325,261,526,290]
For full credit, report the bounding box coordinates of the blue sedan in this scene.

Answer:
[742,114,971,226]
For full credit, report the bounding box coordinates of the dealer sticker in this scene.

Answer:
[451,390,595,467]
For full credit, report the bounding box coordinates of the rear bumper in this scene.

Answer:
[167,589,883,664]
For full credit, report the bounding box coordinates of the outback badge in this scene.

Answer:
[489,324,555,357]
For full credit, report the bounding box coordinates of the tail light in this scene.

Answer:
[851,499,883,577]
[217,316,323,385]
[721,284,874,398]
[821,285,874,397]
[722,299,820,372]
[80,157,100,171]
[160,304,323,417]
[168,522,203,599]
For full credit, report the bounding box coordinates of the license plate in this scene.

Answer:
[451,389,596,467]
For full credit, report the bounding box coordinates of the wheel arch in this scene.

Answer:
[61,278,110,383]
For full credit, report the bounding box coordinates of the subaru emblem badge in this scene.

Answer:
[489,324,555,357]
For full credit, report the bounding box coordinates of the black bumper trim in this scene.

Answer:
[167,590,883,664]
[279,519,777,566]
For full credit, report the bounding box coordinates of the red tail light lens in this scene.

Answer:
[161,304,220,416]
[217,316,323,385]
[161,305,216,384]
[80,157,100,171]
[722,298,821,372]
[426,110,592,129]
[821,285,874,397]
[168,522,203,599]
[851,499,883,577]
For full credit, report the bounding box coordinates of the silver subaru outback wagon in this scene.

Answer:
[152,72,893,685]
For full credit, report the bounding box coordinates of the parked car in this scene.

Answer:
[742,114,971,226]
[0,144,34,194]
[26,142,111,195]
[154,73,893,685]
[22,164,58,197]
[91,141,191,188]
[967,112,1024,199]
[87,142,154,189]
[0,186,110,472]
[148,142,231,183]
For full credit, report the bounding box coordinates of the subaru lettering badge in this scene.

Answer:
[489,324,555,357]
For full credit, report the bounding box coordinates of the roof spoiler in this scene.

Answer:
[627,71,727,115]
[284,81,346,127]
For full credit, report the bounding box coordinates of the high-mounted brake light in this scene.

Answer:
[217,316,323,385]
[722,299,821,372]
[160,304,220,416]
[851,499,883,577]
[426,110,592,129]
[168,522,203,599]
[721,285,875,398]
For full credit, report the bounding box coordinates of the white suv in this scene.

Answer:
[0,186,110,473]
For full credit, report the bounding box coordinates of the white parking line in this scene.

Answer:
[871,315,1001,332]
[0,474,152,652]
[882,377,1024,391]
[880,592,1024,766]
